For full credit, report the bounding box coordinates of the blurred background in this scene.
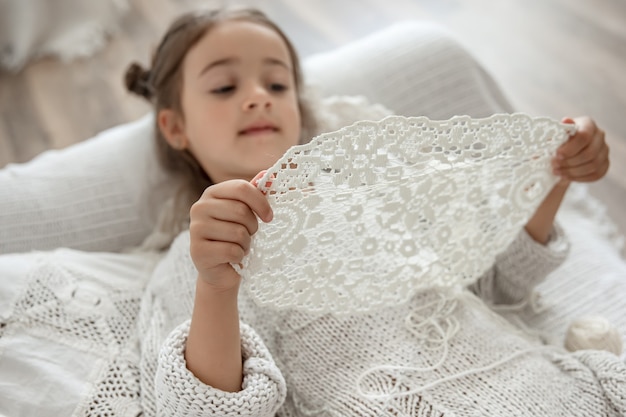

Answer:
[0,0,624,239]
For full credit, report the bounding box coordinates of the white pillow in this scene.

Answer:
[0,114,172,253]
[0,21,515,254]
[304,21,514,119]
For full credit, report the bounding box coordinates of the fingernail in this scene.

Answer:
[251,170,267,186]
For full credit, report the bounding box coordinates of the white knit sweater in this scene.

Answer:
[142,226,626,417]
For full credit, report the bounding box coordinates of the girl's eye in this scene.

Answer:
[269,83,287,92]
[211,85,235,95]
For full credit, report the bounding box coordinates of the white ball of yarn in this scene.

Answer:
[564,315,623,355]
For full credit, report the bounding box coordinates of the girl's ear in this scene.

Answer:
[158,109,189,150]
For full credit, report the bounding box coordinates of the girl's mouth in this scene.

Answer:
[240,126,279,135]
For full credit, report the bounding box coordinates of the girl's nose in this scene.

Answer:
[243,86,272,111]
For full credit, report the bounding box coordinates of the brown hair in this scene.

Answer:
[125,7,317,227]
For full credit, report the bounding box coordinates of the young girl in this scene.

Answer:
[123,7,622,417]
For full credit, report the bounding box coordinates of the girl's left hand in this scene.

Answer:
[552,116,610,184]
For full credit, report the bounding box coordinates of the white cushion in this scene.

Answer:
[0,114,169,253]
[304,21,513,119]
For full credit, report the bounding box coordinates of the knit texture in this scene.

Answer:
[145,228,626,417]
[0,249,159,417]
[155,321,286,416]
[236,114,574,314]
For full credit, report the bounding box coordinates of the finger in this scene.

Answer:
[555,133,607,170]
[558,160,600,178]
[252,170,277,193]
[564,159,610,183]
[557,117,596,159]
[192,219,252,254]
[251,170,267,187]
[192,198,259,235]
[206,180,273,223]
[557,147,609,181]
[192,240,246,269]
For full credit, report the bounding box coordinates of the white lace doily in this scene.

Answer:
[235,114,575,315]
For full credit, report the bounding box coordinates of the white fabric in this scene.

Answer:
[147,228,626,417]
[304,22,514,120]
[155,312,287,416]
[4,212,625,417]
[520,184,626,348]
[0,248,159,417]
[0,0,129,71]
[0,114,173,254]
[238,114,574,314]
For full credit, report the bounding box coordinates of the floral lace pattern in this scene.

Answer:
[236,114,575,315]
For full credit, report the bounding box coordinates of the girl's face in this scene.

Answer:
[172,20,302,183]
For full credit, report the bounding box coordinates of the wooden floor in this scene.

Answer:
[1,0,624,247]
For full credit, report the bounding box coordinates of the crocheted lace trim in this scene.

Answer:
[4,252,148,416]
[235,114,575,315]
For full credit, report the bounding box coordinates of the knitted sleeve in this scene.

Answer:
[155,319,286,417]
[470,223,570,305]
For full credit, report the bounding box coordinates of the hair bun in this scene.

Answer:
[125,62,153,100]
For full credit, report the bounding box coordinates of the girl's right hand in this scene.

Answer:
[189,174,272,292]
